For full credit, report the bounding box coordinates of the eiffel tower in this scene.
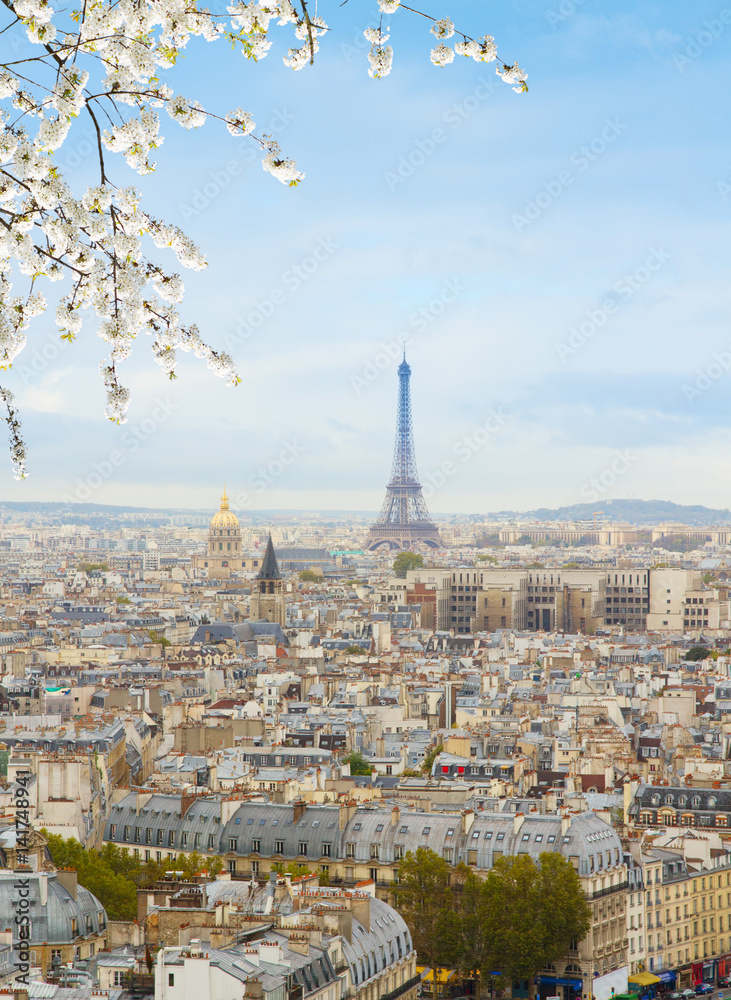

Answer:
[366,353,442,551]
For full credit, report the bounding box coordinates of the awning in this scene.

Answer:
[629,973,662,987]
[536,977,583,989]
[658,973,677,985]
[417,968,457,985]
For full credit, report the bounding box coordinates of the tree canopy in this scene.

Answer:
[393,847,456,977]
[685,645,710,661]
[44,832,222,920]
[481,852,591,986]
[420,743,443,773]
[343,749,373,775]
[394,848,591,990]
[393,551,424,578]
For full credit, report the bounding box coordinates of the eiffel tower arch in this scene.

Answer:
[366,355,442,552]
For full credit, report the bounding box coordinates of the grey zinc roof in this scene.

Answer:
[105,792,223,850]
[103,792,622,875]
[221,802,341,858]
[28,988,124,1000]
[341,809,465,864]
[341,896,413,988]
[0,871,107,945]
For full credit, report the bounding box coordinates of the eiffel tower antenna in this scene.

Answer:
[366,353,442,551]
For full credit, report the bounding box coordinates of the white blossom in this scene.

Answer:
[496,61,528,92]
[33,115,71,151]
[367,43,393,79]
[167,95,206,129]
[430,18,454,38]
[261,138,304,184]
[430,44,454,66]
[226,108,255,136]
[0,72,18,99]
[473,35,498,63]
[82,186,113,212]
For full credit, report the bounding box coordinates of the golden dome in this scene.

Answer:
[210,486,240,529]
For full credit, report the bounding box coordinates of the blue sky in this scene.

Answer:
[4,0,731,514]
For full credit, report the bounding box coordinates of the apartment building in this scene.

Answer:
[104,793,627,998]
[153,879,418,1000]
[441,566,721,634]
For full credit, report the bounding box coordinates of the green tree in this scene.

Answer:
[421,744,443,774]
[685,646,709,661]
[299,569,319,582]
[149,630,171,647]
[43,832,222,921]
[446,865,488,989]
[477,555,498,564]
[481,853,591,988]
[393,551,424,578]
[272,861,312,877]
[393,849,453,980]
[343,750,373,775]
[344,644,367,655]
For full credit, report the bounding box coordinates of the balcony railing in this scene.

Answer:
[380,975,421,1000]
[591,881,629,900]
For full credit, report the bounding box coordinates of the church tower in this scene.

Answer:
[249,535,286,627]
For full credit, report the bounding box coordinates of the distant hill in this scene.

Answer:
[1,498,730,527]
[504,499,731,526]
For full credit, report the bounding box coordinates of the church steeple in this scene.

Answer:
[258,535,281,581]
[250,534,286,626]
